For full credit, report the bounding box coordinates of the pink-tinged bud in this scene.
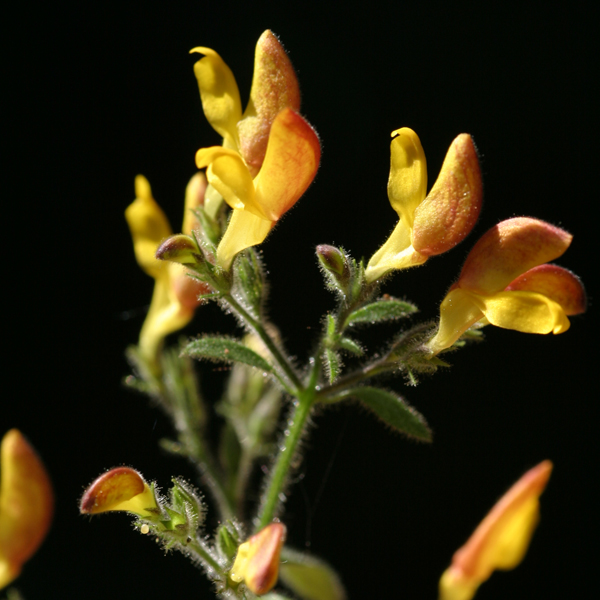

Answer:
[155,234,199,266]
[439,461,552,600]
[505,264,586,316]
[238,30,301,176]
[0,430,53,589]
[458,217,572,295]
[412,134,482,256]
[80,467,158,517]
[230,523,286,595]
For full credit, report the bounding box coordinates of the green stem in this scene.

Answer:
[187,536,223,575]
[224,294,303,393]
[254,359,320,532]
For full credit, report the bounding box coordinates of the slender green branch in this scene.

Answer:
[186,537,223,575]
[223,293,303,393]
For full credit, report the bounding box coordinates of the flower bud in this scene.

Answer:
[155,234,200,266]
[230,523,286,595]
[80,467,159,517]
[0,430,53,589]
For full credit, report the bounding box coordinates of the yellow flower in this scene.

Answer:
[439,460,552,600]
[230,523,286,595]
[79,467,158,517]
[365,128,483,282]
[191,31,320,270]
[0,430,53,589]
[125,173,209,369]
[427,217,587,354]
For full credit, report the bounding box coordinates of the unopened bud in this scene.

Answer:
[156,234,201,266]
[316,245,347,276]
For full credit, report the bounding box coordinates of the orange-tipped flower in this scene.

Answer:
[427,217,586,354]
[80,467,158,517]
[366,128,482,282]
[439,460,553,600]
[0,430,53,589]
[230,523,286,595]
[125,173,210,369]
[191,31,319,270]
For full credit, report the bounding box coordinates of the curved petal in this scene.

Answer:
[125,175,172,278]
[216,209,274,269]
[505,264,586,316]
[196,146,254,212]
[190,47,242,147]
[458,218,572,295]
[413,134,482,256]
[182,172,207,235]
[139,271,194,366]
[427,288,484,355]
[238,30,301,175]
[365,219,426,282]
[387,128,427,228]
[439,461,552,600]
[253,108,321,221]
[477,290,570,334]
[0,430,53,589]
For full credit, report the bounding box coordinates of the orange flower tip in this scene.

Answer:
[441,460,553,600]
[155,234,200,266]
[79,467,158,517]
[413,133,482,257]
[230,523,286,595]
[0,429,54,588]
[458,217,573,295]
[505,264,587,316]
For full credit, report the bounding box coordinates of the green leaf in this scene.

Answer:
[184,337,273,372]
[350,387,431,441]
[232,249,264,318]
[337,336,363,356]
[280,548,346,600]
[346,298,417,325]
[324,348,341,384]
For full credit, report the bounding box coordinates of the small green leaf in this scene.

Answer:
[326,313,336,337]
[350,387,431,441]
[346,298,417,325]
[184,337,273,372]
[337,336,363,356]
[324,348,341,384]
[280,547,347,600]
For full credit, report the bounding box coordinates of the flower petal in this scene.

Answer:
[0,430,53,589]
[216,209,274,270]
[427,288,485,354]
[439,461,552,600]
[196,146,255,212]
[190,47,242,147]
[253,108,321,221]
[125,175,172,278]
[476,290,571,334]
[412,134,482,256]
[505,264,586,316]
[387,128,427,228]
[238,30,301,175]
[458,218,572,295]
[365,219,427,282]
[182,172,207,235]
[79,467,158,517]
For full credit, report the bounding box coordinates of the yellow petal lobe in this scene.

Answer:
[387,128,427,227]
[191,47,242,147]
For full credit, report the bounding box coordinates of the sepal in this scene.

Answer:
[346,296,417,326]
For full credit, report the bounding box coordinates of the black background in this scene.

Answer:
[5,1,598,598]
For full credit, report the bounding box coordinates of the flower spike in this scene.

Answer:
[0,430,53,589]
[366,128,482,282]
[439,461,552,600]
[427,217,586,354]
